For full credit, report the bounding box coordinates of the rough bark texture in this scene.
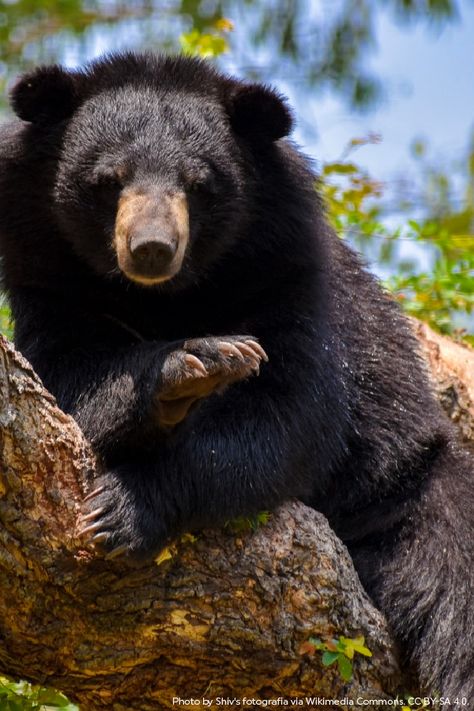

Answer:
[413,320,474,447]
[0,325,473,710]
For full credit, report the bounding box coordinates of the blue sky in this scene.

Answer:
[288,0,474,186]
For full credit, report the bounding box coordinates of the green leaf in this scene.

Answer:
[0,294,14,341]
[322,162,359,176]
[351,641,372,657]
[407,219,421,232]
[340,635,372,658]
[225,512,270,533]
[321,651,339,666]
[337,654,353,681]
[179,28,229,58]
[37,687,74,706]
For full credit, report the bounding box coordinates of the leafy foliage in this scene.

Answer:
[180,18,233,58]
[0,677,78,711]
[0,294,13,340]
[299,635,372,682]
[321,136,474,339]
[0,0,460,111]
[225,511,271,534]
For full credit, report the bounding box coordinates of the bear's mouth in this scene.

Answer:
[114,189,189,285]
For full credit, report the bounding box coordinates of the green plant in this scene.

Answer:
[0,677,78,711]
[0,294,13,340]
[179,18,233,59]
[300,635,372,682]
[225,511,271,534]
[321,137,474,339]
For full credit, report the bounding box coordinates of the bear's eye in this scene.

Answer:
[91,165,127,191]
[186,171,216,195]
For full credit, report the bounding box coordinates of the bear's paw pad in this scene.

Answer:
[157,336,268,426]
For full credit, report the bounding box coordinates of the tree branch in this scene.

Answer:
[0,325,472,709]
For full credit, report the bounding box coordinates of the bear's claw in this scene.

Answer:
[105,544,129,560]
[156,335,268,427]
[91,531,109,545]
[244,340,269,362]
[83,485,106,502]
[80,506,104,523]
[217,341,246,360]
[79,520,103,537]
[183,353,208,376]
[78,473,162,560]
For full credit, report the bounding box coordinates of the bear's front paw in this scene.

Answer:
[157,335,268,427]
[78,476,165,561]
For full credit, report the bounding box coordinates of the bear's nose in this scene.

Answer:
[129,233,177,276]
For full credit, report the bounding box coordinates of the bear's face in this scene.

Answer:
[10,53,293,290]
[53,87,246,288]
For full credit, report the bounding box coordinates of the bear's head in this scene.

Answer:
[10,53,293,289]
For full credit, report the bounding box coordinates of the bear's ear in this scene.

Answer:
[10,65,82,124]
[225,84,293,143]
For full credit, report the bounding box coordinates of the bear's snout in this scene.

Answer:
[114,189,189,285]
[129,230,178,276]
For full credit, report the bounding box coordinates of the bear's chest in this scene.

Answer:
[95,287,252,344]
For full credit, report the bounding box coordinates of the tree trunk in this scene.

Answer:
[0,326,472,710]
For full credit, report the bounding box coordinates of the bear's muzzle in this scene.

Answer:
[114,188,189,285]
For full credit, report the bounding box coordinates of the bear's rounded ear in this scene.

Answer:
[10,65,81,124]
[225,84,293,143]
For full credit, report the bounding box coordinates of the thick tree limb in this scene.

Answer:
[413,320,474,446]
[0,326,472,710]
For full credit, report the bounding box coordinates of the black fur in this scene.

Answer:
[10,65,81,124]
[1,52,473,698]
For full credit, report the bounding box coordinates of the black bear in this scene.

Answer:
[0,52,473,699]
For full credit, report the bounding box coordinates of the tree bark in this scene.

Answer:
[412,320,474,447]
[0,326,472,710]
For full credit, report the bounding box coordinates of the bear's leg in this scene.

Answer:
[351,445,474,699]
[11,292,269,451]
[156,336,268,426]
[76,341,321,561]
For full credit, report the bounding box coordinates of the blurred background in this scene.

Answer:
[0,0,473,341]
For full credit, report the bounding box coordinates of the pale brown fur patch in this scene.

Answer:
[114,189,189,284]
